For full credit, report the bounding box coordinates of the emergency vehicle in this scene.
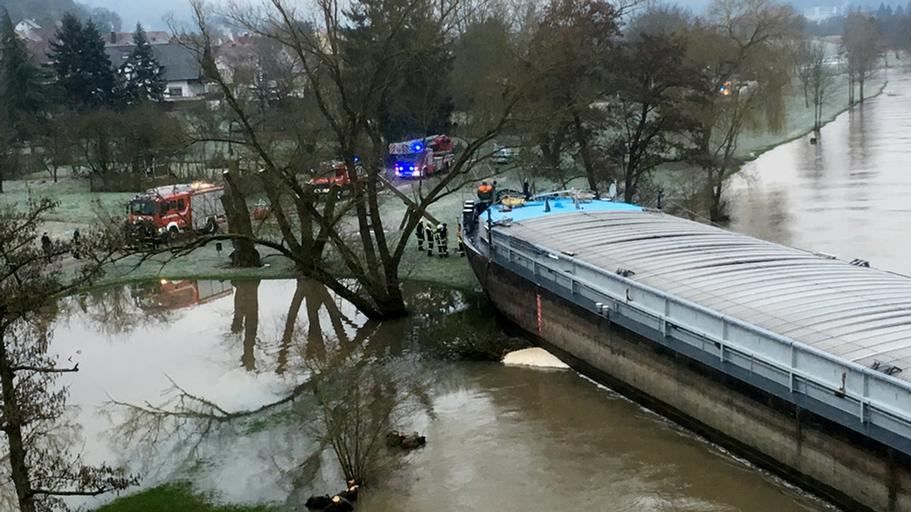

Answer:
[390,135,454,179]
[127,182,226,239]
[309,161,353,193]
[308,158,386,195]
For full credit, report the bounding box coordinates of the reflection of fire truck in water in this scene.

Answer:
[390,135,454,179]
[127,183,226,239]
[132,279,233,311]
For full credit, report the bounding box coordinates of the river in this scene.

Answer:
[21,73,911,512]
[730,67,911,275]
[34,278,828,512]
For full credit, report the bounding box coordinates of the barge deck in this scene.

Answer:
[465,197,911,512]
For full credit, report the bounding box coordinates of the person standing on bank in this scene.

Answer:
[41,232,52,262]
[416,218,426,252]
[424,220,435,257]
[436,223,449,258]
[72,229,82,259]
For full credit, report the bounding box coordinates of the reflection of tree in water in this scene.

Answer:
[848,105,873,172]
[70,285,174,336]
[407,285,527,361]
[108,281,506,503]
[231,281,260,372]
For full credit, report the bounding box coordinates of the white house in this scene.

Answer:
[14,19,42,42]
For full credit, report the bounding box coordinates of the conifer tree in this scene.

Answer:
[49,14,117,109]
[0,9,47,140]
[119,23,166,104]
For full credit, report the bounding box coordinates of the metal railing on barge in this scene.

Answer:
[479,227,911,456]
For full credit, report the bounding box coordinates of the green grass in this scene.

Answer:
[11,75,893,291]
[736,75,889,161]
[95,483,277,512]
[0,178,131,224]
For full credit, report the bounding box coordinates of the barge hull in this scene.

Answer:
[468,247,911,512]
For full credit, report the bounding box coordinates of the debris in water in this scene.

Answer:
[502,347,569,369]
[306,481,359,511]
[386,430,427,450]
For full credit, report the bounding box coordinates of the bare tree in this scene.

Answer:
[172,0,526,320]
[685,0,799,222]
[605,32,697,202]
[0,199,137,512]
[306,353,432,485]
[523,0,621,193]
[38,117,74,184]
[843,11,881,104]
[801,41,837,133]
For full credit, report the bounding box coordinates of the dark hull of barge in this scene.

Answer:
[466,240,911,512]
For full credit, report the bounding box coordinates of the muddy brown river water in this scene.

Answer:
[730,68,911,276]
[40,279,829,512]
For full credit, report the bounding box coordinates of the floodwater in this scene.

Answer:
[22,73,911,512]
[36,278,830,512]
[730,67,911,275]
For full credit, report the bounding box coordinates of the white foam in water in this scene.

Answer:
[502,347,570,369]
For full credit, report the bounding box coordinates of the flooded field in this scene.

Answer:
[16,68,911,512]
[730,68,911,275]
[34,279,831,511]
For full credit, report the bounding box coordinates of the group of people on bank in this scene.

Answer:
[415,218,465,258]
[39,229,82,262]
[412,179,505,258]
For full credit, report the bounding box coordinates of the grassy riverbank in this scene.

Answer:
[95,483,276,512]
[736,74,890,160]
[1,69,898,291]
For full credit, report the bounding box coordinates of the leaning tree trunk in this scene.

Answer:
[708,172,728,224]
[0,339,37,512]
[222,170,261,268]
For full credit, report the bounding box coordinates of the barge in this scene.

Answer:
[464,195,911,512]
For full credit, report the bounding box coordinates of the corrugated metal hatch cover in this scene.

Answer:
[503,210,911,382]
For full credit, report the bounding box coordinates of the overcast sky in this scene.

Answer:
[80,0,198,30]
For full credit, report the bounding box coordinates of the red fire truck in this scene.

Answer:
[309,161,353,192]
[390,135,454,179]
[127,182,226,239]
[308,158,387,196]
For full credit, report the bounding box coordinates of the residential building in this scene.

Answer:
[105,31,172,47]
[14,19,42,42]
[106,43,207,101]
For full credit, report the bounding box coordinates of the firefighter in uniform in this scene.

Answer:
[424,220,435,256]
[416,218,426,252]
[436,223,449,258]
[476,181,494,214]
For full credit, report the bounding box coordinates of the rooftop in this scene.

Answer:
[106,43,203,82]
[106,31,172,47]
[496,208,911,381]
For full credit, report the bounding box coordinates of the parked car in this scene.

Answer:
[493,145,516,165]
